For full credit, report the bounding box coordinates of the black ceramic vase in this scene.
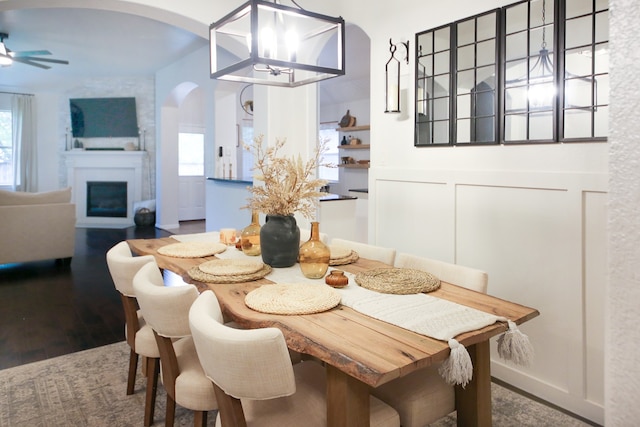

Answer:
[260,214,300,268]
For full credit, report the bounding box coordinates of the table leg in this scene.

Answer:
[455,340,492,427]
[326,364,370,427]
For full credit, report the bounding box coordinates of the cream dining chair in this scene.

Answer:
[133,262,218,427]
[370,252,489,427]
[329,237,397,265]
[106,241,160,427]
[188,290,401,427]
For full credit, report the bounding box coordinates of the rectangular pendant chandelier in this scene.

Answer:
[210,0,345,87]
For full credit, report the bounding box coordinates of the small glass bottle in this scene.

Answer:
[240,211,261,256]
[298,221,330,279]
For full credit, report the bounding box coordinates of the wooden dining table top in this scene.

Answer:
[127,236,540,389]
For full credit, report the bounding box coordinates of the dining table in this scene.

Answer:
[127,236,539,427]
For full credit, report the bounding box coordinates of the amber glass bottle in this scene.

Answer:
[298,221,330,278]
[240,211,261,256]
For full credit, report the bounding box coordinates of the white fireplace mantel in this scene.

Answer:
[65,150,146,228]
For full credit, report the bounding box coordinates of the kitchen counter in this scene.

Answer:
[320,193,357,201]
[348,188,368,194]
[207,177,253,185]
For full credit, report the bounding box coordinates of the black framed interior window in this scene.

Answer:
[503,0,556,143]
[416,25,451,145]
[456,11,499,144]
[414,0,609,146]
[561,0,609,140]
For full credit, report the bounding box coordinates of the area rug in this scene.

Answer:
[0,342,593,427]
[0,342,206,426]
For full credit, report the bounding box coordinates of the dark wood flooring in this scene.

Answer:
[0,221,204,370]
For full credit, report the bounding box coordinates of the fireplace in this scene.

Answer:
[65,151,145,228]
[86,181,128,218]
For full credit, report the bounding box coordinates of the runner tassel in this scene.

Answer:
[497,320,534,366]
[438,338,473,387]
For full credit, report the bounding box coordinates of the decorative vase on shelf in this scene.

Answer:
[260,214,300,268]
[298,221,330,279]
[241,211,261,256]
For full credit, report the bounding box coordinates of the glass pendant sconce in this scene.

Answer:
[385,38,409,113]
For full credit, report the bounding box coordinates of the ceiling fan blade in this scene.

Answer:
[21,56,69,65]
[11,57,51,69]
[11,50,52,57]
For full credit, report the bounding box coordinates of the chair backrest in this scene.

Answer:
[133,262,199,338]
[106,241,155,297]
[330,238,396,265]
[189,290,296,400]
[394,252,488,293]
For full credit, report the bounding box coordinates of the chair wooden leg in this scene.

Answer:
[144,357,159,427]
[127,348,138,395]
[193,411,208,427]
[165,394,176,427]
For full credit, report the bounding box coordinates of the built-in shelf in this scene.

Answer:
[336,125,370,132]
[338,163,370,169]
[338,144,370,149]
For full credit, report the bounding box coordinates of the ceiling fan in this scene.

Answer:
[0,32,69,69]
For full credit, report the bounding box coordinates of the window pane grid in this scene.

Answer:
[561,0,608,140]
[416,25,451,145]
[416,0,607,147]
[453,11,498,144]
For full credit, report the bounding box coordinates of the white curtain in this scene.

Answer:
[11,94,37,192]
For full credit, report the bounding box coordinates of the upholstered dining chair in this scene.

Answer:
[133,262,217,427]
[330,237,397,265]
[106,241,160,427]
[393,252,488,293]
[370,252,489,427]
[188,290,401,427]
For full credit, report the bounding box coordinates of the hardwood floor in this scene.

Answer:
[0,221,205,370]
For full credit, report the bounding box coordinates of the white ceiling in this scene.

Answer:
[0,8,208,90]
[0,6,370,105]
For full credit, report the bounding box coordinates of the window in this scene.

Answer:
[178,132,204,176]
[561,0,609,139]
[456,11,498,144]
[319,122,339,182]
[504,0,556,142]
[0,109,12,188]
[414,0,609,145]
[416,25,452,145]
[240,120,254,179]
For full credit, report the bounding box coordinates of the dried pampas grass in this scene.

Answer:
[244,135,333,220]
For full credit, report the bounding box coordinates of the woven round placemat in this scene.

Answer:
[157,241,227,258]
[198,259,264,276]
[355,267,440,295]
[245,283,341,315]
[329,250,359,266]
[329,245,352,260]
[188,264,272,283]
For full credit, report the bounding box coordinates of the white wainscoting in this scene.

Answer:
[369,167,607,425]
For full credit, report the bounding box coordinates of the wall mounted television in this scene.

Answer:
[70,97,139,138]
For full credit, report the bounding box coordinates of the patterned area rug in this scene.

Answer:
[0,342,207,426]
[0,341,593,427]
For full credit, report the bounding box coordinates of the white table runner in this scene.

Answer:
[169,232,533,386]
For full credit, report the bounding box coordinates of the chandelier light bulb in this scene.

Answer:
[285,29,298,62]
[260,26,276,58]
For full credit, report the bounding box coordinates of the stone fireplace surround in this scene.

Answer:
[64,151,146,228]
